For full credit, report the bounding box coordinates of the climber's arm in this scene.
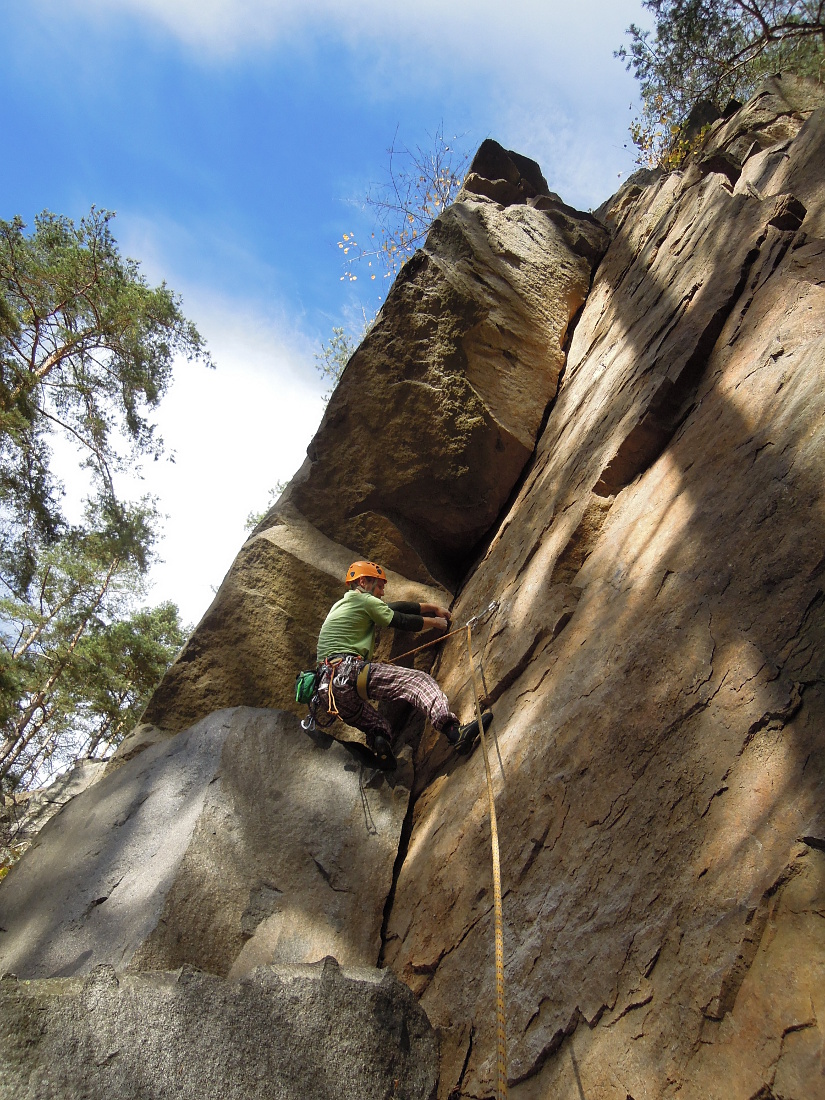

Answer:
[386,601,449,633]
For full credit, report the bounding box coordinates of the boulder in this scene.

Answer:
[0,959,438,1100]
[0,709,410,980]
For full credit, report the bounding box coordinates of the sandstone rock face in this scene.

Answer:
[141,143,607,735]
[3,83,825,1100]
[381,79,825,1098]
[1,759,106,868]
[140,504,449,732]
[0,709,410,979]
[0,959,439,1100]
[290,143,608,590]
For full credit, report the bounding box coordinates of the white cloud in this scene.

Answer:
[35,0,641,59]
[32,0,647,96]
[132,291,326,627]
[30,0,648,210]
[78,213,328,627]
[497,98,639,212]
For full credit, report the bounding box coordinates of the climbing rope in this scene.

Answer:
[466,620,508,1100]
[391,601,507,1093]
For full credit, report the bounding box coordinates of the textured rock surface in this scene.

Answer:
[1,759,106,861]
[2,83,824,1100]
[141,505,447,732]
[290,142,608,589]
[0,959,439,1100]
[141,143,607,734]
[382,80,825,1099]
[0,708,409,979]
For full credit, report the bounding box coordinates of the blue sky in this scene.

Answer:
[3,0,650,624]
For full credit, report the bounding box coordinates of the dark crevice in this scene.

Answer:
[312,857,351,893]
[510,1007,585,1086]
[593,237,767,497]
[741,681,805,753]
[453,273,598,604]
[447,1025,475,1100]
[482,607,577,712]
[377,772,418,968]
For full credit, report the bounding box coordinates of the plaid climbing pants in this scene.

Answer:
[316,656,456,745]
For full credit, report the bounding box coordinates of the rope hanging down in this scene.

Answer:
[466,620,508,1100]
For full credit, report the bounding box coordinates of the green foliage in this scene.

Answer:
[0,497,186,791]
[0,207,205,795]
[244,480,288,532]
[338,124,469,285]
[629,98,716,169]
[315,326,358,401]
[0,206,211,594]
[66,601,187,756]
[618,1,825,165]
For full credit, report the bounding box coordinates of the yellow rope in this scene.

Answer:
[466,623,508,1100]
[386,624,465,664]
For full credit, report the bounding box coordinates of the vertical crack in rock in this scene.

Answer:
[378,782,419,968]
[511,1007,585,1086]
[447,1025,475,1100]
[593,237,767,497]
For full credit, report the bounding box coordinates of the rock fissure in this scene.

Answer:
[510,1007,586,1086]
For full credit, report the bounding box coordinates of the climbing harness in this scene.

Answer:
[465,617,508,1100]
[301,657,351,730]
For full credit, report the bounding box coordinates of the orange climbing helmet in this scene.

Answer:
[345,560,386,585]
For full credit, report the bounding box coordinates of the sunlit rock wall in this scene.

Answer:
[383,75,825,1100]
[141,142,608,733]
[1,79,824,1100]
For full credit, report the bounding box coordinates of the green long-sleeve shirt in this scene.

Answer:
[316,590,422,662]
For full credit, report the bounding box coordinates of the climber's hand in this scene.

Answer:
[422,616,449,632]
[420,603,452,622]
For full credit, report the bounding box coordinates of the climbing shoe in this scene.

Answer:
[451,711,493,755]
[370,734,397,771]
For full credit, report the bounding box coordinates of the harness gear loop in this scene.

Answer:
[466,621,508,1100]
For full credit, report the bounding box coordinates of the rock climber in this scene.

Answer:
[314,560,492,769]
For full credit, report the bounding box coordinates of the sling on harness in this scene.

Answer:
[356,662,370,701]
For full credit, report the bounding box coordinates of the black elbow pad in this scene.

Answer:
[390,611,425,632]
